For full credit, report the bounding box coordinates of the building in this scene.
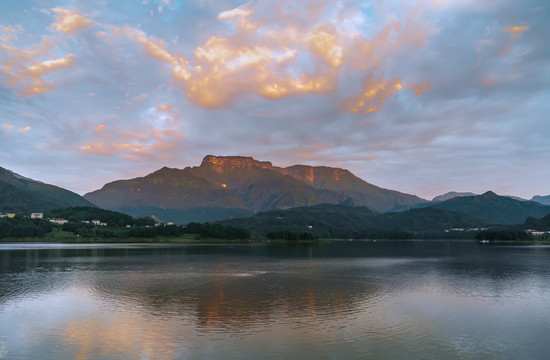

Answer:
[31,213,43,219]
[49,218,68,225]
[7,213,15,219]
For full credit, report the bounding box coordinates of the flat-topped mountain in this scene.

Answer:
[84,155,427,222]
[0,167,94,213]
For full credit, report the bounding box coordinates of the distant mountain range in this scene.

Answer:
[397,191,550,225]
[219,192,550,238]
[2,157,550,233]
[431,192,477,203]
[84,155,426,222]
[531,195,550,206]
[219,204,485,238]
[0,167,93,213]
[428,191,549,224]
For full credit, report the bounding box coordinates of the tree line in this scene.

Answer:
[46,207,155,227]
[0,216,53,238]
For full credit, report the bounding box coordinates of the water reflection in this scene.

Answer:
[1,242,550,359]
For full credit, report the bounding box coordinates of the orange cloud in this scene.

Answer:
[19,126,31,132]
[1,25,17,33]
[132,93,148,101]
[309,28,344,67]
[101,2,430,112]
[481,78,497,87]
[27,54,75,75]
[1,30,75,95]
[80,105,184,161]
[217,4,254,20]
[412,82,431,96]
[505,25,528,40]
[343,77,406,114]
[217,3,256,32]
[51,8,93,34]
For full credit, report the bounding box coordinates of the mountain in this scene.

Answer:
[275,164,426,211]
[219,203,484,238]
[505,195,528,202]
[524,213,550,230]
[84,155,427,223]
[431,192,477,203]
[219,204,391,238]
[374,207,485,232]
[189,156,355,212]
[531,195,550,206]
[0,167,94,213]
[430,191,550,225]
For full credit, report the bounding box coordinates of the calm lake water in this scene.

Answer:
[1,241,549,359]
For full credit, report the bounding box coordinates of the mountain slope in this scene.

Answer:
[190,156,355,212]
[85,166,245,210]
[431,192,477,203]
[524,213,550,230]
[0,167,94,213]
[531,195,550,206]
[277,164,427,212]
[219,204,380,238]
[375,207,485,231]
[431,191,550,225]
[85,155,427,222]
[219,203,484,237]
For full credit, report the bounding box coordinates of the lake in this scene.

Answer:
[1,241,549,359]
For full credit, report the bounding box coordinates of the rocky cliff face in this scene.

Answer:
[200,155,273,173]
[84,155,428,220]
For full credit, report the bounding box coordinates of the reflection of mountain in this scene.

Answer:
[0,245,386,331]
[194,269,379,331]
[0,248,86,304]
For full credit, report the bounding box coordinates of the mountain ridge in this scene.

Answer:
[83,155,428,222]
[429,191,550,225]
[0,167,94,213]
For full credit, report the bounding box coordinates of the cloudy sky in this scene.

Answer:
[1,0,549,200]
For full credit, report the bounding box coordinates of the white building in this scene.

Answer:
[49,218,68,225]
[31,213,43,219]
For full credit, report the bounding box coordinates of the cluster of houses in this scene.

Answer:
[0,212,45,219]
[526,229,550,236]
[443,227,488,233]
[1,211,179,228]
[0,212,108,226]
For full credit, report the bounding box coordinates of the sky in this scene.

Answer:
[1,0,549,201]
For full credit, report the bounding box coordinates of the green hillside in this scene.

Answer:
[0,167,94,213]
[432,191,550,224]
